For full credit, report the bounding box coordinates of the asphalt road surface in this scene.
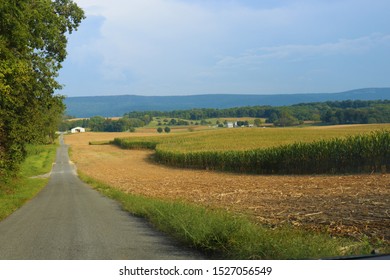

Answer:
[0,136,203,260]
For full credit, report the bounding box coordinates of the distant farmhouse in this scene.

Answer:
[226,122,235,128]
[71,127,85,133]
[226,121,253,128]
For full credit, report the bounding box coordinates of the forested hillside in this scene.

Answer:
[125,99,390,125]
[64,88,390,118]
[62,99,390,132]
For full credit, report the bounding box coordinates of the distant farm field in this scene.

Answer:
[114,123,390,152]
[112,124,390,174]
[65,124,390,247]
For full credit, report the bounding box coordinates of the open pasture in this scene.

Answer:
[65,124,390,246]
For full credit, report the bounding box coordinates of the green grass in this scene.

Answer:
[0,144,57,221]
[79,172,375,259]
[19,144,57,177]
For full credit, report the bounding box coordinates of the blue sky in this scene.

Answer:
[58,0,390,97]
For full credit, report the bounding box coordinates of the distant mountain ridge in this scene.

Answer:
[64,88,390,118]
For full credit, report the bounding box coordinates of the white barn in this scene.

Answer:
[70,127,85,133]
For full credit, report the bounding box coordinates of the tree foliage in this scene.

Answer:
[60,116,148,133]
[0,0,84,177]
[125,100,390,126]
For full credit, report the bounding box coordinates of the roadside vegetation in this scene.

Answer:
[0,144,57,221]
[0,0,84,180]
[79,172,374,259]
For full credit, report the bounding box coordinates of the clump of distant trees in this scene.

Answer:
[88,116,147,132]
[60,115,152,132]
[1,0,84,178]
[156,127,171,133]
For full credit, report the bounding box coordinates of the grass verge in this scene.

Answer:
[78,172,374,259]
[0,144,57,221]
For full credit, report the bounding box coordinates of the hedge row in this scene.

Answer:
[110,138,158,150]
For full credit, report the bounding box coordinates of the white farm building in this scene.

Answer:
[70,127,85,133]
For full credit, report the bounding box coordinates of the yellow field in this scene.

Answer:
[120,123,390,152]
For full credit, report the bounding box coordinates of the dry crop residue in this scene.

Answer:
[65,132,390,244]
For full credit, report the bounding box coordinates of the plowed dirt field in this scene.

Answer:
[65,132,390,244]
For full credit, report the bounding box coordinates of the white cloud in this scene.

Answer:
[72,0,296,82]
[73,1,213,82]
[63,0,390,95]
[215,34,390,68]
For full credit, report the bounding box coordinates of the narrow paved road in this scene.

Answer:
[0,136,203,260]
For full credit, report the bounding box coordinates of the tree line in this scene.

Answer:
[1,0,84,178]
[60,115,152,132]
[61,99,390,133]
[124,100,390,126]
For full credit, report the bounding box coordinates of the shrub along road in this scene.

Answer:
[0,135,202,260]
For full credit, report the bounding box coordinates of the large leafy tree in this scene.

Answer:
[0,0,84,177]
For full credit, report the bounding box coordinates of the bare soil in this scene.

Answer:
[65,132,390,244]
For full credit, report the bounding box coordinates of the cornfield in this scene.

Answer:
[110,138,158,150]
[112,130,390,174]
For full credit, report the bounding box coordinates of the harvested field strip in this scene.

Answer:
[79,171,372,259]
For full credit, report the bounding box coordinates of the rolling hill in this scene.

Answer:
[64,88,390,118]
